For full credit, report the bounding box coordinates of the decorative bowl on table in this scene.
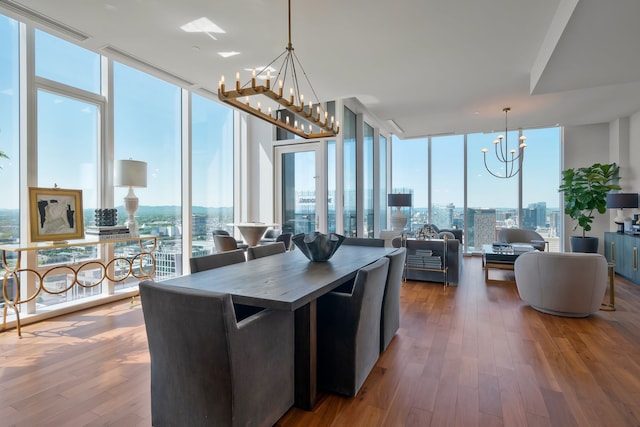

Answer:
[292,232,345,262]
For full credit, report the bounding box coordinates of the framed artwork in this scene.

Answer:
[29,187,84,242]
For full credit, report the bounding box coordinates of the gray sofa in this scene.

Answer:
[401,238,463,284]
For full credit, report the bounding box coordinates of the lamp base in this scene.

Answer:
[124,187,140,237]
[390,208,407,231]
[125,218,140,237]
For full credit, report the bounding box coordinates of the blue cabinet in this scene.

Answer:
[605,232,640,284]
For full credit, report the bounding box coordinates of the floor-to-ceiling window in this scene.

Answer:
[467,131,518,251]
[379,134,387,232]
[391,136,428,231]
[343,106,357,236]
[0,14,19,246]
[327,140,336,233]
[521,127,561,251]
[0,14,20,307]
[113,62,182,278]
[34,29,103,305]
[431,135,464,231]
[363,122,374,237]
[391,129,561,252]
[191,94,234,256]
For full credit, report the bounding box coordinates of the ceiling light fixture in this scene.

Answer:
[481,107,527,179]
[217,0,339,139]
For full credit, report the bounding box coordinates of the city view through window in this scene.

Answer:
[0,12,562,317]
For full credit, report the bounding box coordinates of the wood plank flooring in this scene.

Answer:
[2,256,640,426]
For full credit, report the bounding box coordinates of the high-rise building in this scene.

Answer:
[467,208,496,250]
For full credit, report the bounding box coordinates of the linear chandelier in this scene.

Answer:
[481,107,527,178]
[217,0,339,139]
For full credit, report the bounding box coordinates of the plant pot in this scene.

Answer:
[570,236,598,253]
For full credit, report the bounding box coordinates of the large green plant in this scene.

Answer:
[559,162,620,238]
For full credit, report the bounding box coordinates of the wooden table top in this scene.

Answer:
[161,245,396,311]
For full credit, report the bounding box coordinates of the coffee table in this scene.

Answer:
[482,244,534,284]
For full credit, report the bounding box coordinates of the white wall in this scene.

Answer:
[562,123,611,253]
[630,111,640,193]
[245,116,275,223]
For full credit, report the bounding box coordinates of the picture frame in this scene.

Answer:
[29,187,84,242]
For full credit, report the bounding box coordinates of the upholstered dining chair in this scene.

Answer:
[317,257,390,396]
[189,248,246,273]
[213,235,245,253]
[247,241,286,260]
[213,230,249,250]
[139,280,294,427]
[275,232,293,251]
[343,237,385,247]
[259,229,281,244]
[381,247,406,353]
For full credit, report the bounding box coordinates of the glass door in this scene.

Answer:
[275,143,327,235]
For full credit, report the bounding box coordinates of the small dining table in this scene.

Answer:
[159,244,395,410]
[227,222,278,246]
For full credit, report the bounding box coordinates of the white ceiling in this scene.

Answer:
[4,0,640,139]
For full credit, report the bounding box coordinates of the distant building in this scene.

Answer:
[192,214,207,239]
[467,208,496,250]
[522,202,547,230]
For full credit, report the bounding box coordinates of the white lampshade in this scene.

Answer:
[114,159,147,188]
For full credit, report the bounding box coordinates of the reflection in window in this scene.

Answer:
[191,94,234,256]
[114,62,182,278]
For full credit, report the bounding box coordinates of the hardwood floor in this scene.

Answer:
[2,256,640,426]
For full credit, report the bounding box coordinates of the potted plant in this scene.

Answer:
[559,162,620,252]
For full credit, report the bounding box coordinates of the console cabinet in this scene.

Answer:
[604,232,640,284]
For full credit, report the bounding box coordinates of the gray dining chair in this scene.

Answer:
[275,232,293,251]
[213,234,247,253]
[317,257,390,396]
[213,230,249,250]
[381,247,406,353]
[189,248,246,273]
[343,237,385,247]
[259,229,281,244]
[139,280,294,427]
[247,241,286,260]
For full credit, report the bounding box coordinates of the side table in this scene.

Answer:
[600,262,616,311]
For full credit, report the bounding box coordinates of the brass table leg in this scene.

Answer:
[600,263,615,311]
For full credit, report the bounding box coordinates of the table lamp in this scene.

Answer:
[606,192,638,233]
[388,193,412,230]
[114,159,147,237]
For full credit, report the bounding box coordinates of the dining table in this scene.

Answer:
[158,244,396,410]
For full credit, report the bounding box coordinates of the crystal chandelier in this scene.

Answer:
[217,0,339,139]
[481,107,527,178]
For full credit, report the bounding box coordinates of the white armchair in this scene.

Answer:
[514,251,608,317]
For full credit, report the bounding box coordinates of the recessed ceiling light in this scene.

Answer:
[180,17,225,34]
[244,66,277,79]
[218,51,240,58]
